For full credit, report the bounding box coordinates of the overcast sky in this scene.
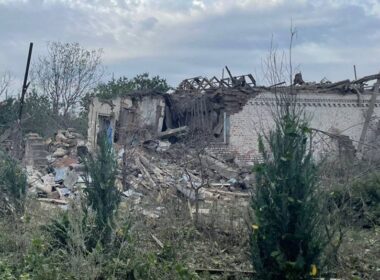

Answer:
[1,0,379,92]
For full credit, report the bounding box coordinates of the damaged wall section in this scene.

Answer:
[87,72,380,166]
[87,92,166,150]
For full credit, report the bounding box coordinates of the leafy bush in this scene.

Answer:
[0,99,17,135]
[0,260,16,280]
[109,243,199,280]
[0,151,27,215]
[250,101,329,280]
[38,202,106,279]
[330,172,380,227]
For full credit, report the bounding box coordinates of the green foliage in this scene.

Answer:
[0,92,53,136]
[0,99,17,135]
[0,151,27,215]
[250,104,328,280]
[21,91,56,136]
[81,73,171,116]
[22,237,61,279]
[0,91,87,138]
[0,260,16,280]
[42,211,70,249]
[330,172,380,227]
[116,244,199,280]
[96,73,171,99]
[82,134,121,245]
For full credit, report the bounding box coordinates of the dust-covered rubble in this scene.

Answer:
[24,128,253,227]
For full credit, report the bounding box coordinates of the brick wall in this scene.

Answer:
[226,91,380,165]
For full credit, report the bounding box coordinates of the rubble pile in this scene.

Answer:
[25,128,86,206]
[23,126,251,229]
[118,141,252,226]
[46,128,86,165]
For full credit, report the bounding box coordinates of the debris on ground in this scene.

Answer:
[23,126,251,228]
[25,128,86,205]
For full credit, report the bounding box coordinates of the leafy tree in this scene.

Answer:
[21,91,57,136]
[130,72,171,92]
[82,134,121,245]
[34,42,103,116]
[0,91,68,137]
[250,96,329,280]
[3,87,89,137]
[96,73,170,99]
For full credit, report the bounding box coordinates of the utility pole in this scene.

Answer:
[19,42,33,122]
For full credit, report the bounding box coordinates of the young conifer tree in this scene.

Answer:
[250,93,328,280]
[82,133,120,245]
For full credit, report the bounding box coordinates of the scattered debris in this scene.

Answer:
[151,234,164,249]
[25,128,85,205]
[37,198,68,205]
[158,126,189,142]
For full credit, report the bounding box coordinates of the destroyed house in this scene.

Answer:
[87,71,380,165]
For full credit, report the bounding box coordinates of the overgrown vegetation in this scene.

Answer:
[0,91,87,137]
[0,133,202,279]
[0,150,27,216]
[331,172,380,228]
[0,37,379,279]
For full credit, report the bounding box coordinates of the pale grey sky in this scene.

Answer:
[1,0,379,92]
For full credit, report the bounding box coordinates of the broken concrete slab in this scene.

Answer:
[143,139,159,150]
[143,139,171,152]
[142,209,160,219]
[57,187,71,198]
[53,148,68,158]
[200,154,239,179]
[122,189,143,197]
[64,168,79,189]
[41,173,55,182]
[157,140,171,152]
[54,167,67,183]
[158,126,189,141]
[35,181,53,194]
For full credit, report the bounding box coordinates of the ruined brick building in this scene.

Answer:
[87,70,380,165]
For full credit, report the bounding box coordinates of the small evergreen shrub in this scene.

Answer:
[82,134,121,246]
[250,101,329,280]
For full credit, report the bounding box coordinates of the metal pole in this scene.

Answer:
[19,42,33,121]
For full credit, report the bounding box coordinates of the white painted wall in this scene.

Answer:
[87,97,121,150]
[135,96,165,132]
[227,91,380,165]
[87,95,166,150]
